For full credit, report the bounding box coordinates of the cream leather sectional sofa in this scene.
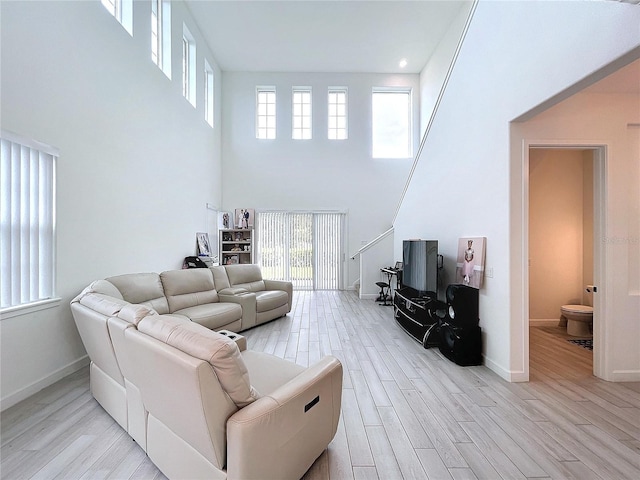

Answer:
[100,264,293,332]
[70,265,343,479]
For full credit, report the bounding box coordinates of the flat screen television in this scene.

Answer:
[402,240,438,298]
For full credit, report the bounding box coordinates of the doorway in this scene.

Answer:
[526,145,606,377]
[528,148,594,372]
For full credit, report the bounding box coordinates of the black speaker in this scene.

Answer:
[445,284,479,328]
[439,324,482,366]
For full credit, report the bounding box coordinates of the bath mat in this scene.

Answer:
[567,339,593,350]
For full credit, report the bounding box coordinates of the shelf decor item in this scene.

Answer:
[196,232,212,256]
[234,208,255,229]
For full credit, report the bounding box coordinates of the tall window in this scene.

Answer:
[151,0,171,78]
[1,132,57,311]
[328,88,348,140]
[101,0,133,35]
[292,87,312,140]
[256,87,276,139]
[204,60,214,127]
[257,212,344,290]
[182,25,196,107]
[372,88,412,158]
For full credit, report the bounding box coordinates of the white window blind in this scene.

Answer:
[1,132,57,309]
[256,212,344,290]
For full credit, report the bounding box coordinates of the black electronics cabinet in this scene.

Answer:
[393,287,444,348]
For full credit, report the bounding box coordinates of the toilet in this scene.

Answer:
[559,304,593,337]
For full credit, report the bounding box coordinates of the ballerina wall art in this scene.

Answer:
[455,237,486,289]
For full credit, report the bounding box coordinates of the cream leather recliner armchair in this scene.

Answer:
[110,309,342,480]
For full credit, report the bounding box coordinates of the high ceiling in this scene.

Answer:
[183,0,639,95]
[184,0,469,73]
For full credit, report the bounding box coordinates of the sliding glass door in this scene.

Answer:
[256,212,344,290]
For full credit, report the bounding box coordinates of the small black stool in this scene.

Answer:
[375,281,391,306]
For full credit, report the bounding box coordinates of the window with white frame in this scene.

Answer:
[256,87,276,139]
[1,132,57,311]
[328,88,348,140]
[182,25,196,107]
[292,87,312,140]
[204,60,214,127]
[372,88,412,158]
[151,0,171,78]
[100,0,133,35]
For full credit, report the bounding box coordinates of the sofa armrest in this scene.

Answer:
[263,279,293,313]
[218,287,250,295]
[218,292,257,330]
[226,356,343,480]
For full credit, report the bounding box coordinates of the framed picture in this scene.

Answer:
[196,232,212,256]
[455,237,486,289]
[234,208,255,229]
[219,211,232,229]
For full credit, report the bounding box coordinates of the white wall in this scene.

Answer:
[395,0,640,380]
[512,91,640,381]
[418,1,475,139]
[221,72,420,288]
[0,0,224,408]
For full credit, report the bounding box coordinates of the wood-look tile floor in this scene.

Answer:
[2,291,639,479]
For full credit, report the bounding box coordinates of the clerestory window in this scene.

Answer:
[372,88,412,158]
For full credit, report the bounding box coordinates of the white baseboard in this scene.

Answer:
[360,293,380,301]
[483,356,529,382]
[611,369,640,382]
[0,355,90,411]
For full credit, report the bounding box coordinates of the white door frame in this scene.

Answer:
[522,141,608,379]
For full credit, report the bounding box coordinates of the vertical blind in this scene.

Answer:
[1,132,57,309]
[257,211,344,290]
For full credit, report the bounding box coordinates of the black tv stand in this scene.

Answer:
[393,287,446,348]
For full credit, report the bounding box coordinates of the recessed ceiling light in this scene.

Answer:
[399,58,408,68]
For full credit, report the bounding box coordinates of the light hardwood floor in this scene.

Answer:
[2,291,639,479]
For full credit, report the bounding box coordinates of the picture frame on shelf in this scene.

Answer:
[234,208,254,229]
[220,211,232,229]
[196,232,212,256]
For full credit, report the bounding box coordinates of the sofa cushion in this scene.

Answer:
[117,304,157,326]
[255,290,289,313]
[161,269,219,313]
[88,279,124,299]
[173,303,242,330]
[224,264,266,292]
[107,273,169,314]
[210,266,231,291]
[78,292,129,317]
[241,350,305,395]
[138,315,260,408]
